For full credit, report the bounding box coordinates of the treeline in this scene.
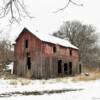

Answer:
[53,21,100,68]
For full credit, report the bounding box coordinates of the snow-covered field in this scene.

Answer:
[0,77,100,100]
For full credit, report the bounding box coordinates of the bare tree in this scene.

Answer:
[0,0,33,23]
[0,39,13,68]
[53,21,100,67]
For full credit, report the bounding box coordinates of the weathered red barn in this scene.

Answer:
[13,27,81,79]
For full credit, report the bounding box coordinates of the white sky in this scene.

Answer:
[0,0,100,42]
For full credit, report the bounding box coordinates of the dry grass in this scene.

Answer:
[9,80,18,85]
[0,70,32,85]
[1,67,100,84]
[9,78,31,85]
[72,71,100,82]
[18,78,31,85]
[71,66,100,82]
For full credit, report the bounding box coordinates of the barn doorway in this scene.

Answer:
[79,64,82,74]
[64,63,68,75]
[26,53,31,70]
[58,60,62,74]
[27,57,31,70]
[69,62,72,75]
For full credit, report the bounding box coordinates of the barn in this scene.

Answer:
[13,27,81,79]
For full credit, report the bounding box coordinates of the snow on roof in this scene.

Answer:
[33,31,78,50]
[15,25,78,50]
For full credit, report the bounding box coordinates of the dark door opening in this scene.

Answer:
[79,64,82,74]
[27,57,31,70]
[64,63,68,75]
[69,62,72,75]
[58,60,62,74]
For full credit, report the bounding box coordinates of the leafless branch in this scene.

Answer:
[0,0,34,24]
[53,0,83,13]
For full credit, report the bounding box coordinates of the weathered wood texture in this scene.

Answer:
[14,28,80,79]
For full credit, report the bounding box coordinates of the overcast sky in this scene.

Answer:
[0,0,100,42]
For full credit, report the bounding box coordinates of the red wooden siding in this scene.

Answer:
[14,28,80,79]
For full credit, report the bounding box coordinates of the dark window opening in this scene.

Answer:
[27,57,31,70]
[79,64,82,74]
[70,49,72,56]
[69,62,72,75]
[26,52,30,56]
[53,46,56,53]
[64,63,68,75]
[58,60,62,74]
[25,40,28,48]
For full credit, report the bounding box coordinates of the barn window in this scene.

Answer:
[53,46,56,53]
[26,52,30,56]
[70,49,72,56]
[25,40,28,48]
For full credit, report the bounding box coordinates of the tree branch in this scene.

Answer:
[53,0,83,13]
[0,0,34,24]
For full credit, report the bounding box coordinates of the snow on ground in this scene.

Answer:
[0,78,100,100]
[6,62,13,74]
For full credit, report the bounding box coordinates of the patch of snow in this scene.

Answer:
[6,62,13,74]
[0,78,100,100]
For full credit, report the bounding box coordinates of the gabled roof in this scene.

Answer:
[15,26,78,50]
